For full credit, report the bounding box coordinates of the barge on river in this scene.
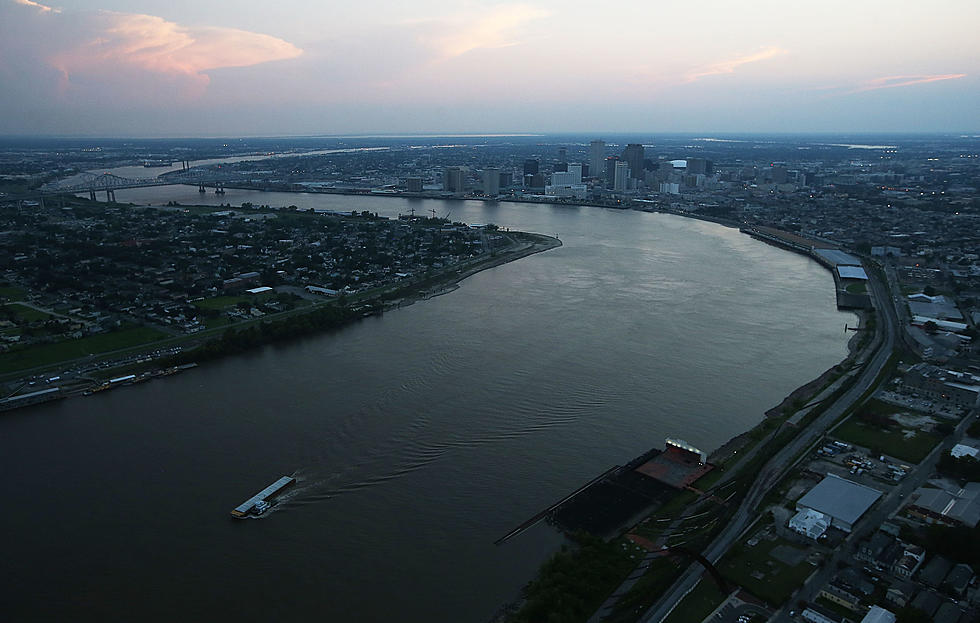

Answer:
[231,476,295,518]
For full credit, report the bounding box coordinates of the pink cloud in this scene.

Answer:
[850,73,967,93]
[14,0,57,12]
[4,0,302,100]
[412,4,551,60]
[685,47,786,83]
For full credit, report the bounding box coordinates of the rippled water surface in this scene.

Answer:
[1,191,854,621]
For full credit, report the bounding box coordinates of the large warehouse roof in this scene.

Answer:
[837,265,868,280]
[814,249,861,266]
[797,474,882,527]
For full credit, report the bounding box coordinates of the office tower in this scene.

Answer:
[614,161,630,191]
[405,177,423,192]
[605,155,620,188]
[444,166,467,192]
[482,168,500,195]
[551,170,578,186]
[622,143,644,180]
[499,171,513,187]
[686,158,714,175]
[557,146,567,164]
[589,140,605,178]
[566,164,582,184]
[523,159,539,176]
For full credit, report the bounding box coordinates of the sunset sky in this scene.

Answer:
[1,0,977,136]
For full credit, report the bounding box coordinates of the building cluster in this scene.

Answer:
[903,363,980,409]
[249,136,976,366]
[0,199,490,351]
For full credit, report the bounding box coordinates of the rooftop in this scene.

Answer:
[797,473,882,526]
[814,248,861,266]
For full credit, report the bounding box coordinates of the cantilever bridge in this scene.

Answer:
[40,169,243,201]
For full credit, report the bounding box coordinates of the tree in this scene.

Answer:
[895,607,931,623]
[923,320,938,334]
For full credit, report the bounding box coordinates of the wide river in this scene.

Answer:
[3,186,855,622]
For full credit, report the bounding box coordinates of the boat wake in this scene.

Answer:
[281,386,611,508]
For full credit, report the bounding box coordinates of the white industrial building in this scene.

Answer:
[789,507,831,540]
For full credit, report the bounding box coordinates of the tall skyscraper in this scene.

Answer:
[622,143,644,180]
[589,140,605,179]
[444,166,467,192]
[604,156,620,188]
[482,168,500,195]
[613,161,630,191]
[686,158,713,175]
[557,146,567,164]
[523,159,539,176]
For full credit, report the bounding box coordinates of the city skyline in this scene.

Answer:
[1,0,978,136]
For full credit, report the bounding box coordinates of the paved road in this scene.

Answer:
[639,267,899,623]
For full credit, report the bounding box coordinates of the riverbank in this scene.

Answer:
[0,229,561,409]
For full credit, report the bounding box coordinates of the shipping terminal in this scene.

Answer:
[231,476,295,518]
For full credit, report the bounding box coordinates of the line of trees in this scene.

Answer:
[168,303,361,365]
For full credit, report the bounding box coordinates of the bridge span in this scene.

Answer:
[38,168,242,201]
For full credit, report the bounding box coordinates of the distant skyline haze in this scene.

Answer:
[1,0,977,136]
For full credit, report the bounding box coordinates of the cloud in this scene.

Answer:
[14,0,57,12]
[2,0,302,100]
[685,47,786,83]
[413,4,551,59]
[850,73,967,93]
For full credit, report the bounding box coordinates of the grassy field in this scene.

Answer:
[0,286,28,301]
[833,419,941,463]
[193,293,274,310]
[663,577,728,623]
[3,303,53,322]
[718,536,815,604]
[203,316,234,329]
[0,326,167,374]
[193,295,253,310]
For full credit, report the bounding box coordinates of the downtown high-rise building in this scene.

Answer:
[482,168,501,196]
[523,159,539,176]
[686,158,713,176]
[622,143,645,180]
[613,161,630,192]
[589,140,605,179]
[444,166,467,192]
[604,156,620,188]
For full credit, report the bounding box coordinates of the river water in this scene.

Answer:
[2,186,855,622]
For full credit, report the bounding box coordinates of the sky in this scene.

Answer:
[1,0,978,136]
